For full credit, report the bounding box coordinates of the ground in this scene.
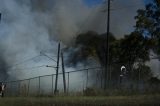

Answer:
[0,95,160,106]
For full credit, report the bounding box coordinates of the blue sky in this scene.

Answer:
[144,0,152,4]
[83,0,104,6]
[84,0,151,6]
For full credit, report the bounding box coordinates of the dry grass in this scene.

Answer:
[0,95,160,106]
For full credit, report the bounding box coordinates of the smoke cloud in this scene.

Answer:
[0,0,148,82]
[0,0,93,80]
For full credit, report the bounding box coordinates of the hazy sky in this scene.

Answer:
[80,0,146,37]
[84,0,104,6]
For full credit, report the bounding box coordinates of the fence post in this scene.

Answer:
[39,76,41,96]
[96,69,99,87]
[18,81,21,96]
[109,66,112,88]
[27,79,30,96]
[11,82,13,96]
[52,74,54,95]
[67,72,70,93]
[101,68,103,89]
[86,69,89,88]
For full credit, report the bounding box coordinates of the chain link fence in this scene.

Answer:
[4,67,103,96]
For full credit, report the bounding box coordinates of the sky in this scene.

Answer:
[84,0,154,9]
[84,0,150,6]
[84,0,104,7]
[144,0,152,4]
[82,0,146,37]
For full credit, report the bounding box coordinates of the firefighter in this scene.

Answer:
[0,82,6,97]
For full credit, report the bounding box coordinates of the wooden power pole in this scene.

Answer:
[54,43,60,94]
[104,0,111,89]
[61,51,66,93]
[0,13,1,21]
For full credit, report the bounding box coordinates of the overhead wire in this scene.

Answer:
[6,54,58,71]
[110,3,145,12]
[13,65,48,72]
[6,55,41,70]
[40,51,57,62]
[101,1,145,12]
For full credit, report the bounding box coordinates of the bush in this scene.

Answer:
[83,87,97,96]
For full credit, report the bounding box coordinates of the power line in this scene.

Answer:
[40,51,57,62]
[6,55,41,70]
[13,65,48,72]
[111,3,145,12]
[66,67,102,73]
[101,1,144,12]
[6,52,59,70]
[10,65,56,73]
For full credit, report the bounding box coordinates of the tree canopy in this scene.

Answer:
[135,0,160,54]
[67,31,152,82]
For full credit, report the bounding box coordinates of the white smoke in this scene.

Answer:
[0,0,94,80]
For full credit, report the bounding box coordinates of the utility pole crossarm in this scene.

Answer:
[46,65,58,68]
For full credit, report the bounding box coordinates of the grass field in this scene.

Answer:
[0,95,160,106]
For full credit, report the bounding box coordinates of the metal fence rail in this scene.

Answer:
[4,67,103,96]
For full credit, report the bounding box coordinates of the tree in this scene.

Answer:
[118,31,151,79]
[66,31,152,83]
[66,31,101,67]
[132,63,152,81]
[118,32,150,68]
[135,0,160,54]
[66,31,116,67]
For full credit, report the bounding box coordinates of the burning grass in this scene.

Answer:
[0,95,160,106]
